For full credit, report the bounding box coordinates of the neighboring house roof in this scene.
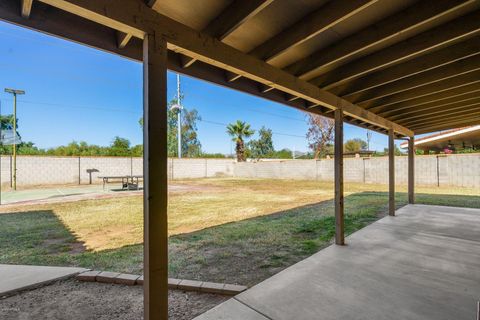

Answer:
[400,125,480,151]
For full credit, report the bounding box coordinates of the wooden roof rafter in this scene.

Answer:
[2,0,479,136]
[21,0,413,137]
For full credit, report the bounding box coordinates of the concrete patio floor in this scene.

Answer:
[195,204,480,320]
[0,264,87,297]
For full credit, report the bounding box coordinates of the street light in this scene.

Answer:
[4,88,25,190]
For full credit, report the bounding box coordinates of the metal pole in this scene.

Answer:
[177,74,182,158]
[13,93,17,190]
[4,88,25,191]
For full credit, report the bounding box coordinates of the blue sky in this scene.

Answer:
[0,21,393,153]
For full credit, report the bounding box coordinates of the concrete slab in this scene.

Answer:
[0,264,87,297]
[195,205,480,320]
[195,298,269,320]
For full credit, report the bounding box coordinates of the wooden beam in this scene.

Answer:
[143,33,168,320]
[259,84,274,93]
[408,136,414,205]
[0,1,143,61]
[116,31,132,48]
[371,83,480,114]
[204,0,272,40]
[249,0,377,62]
[346,56,480,104]
[37,0,412,136]
[392,99,480,123]
[332,36,480,97]
[414,117,480,134]
[0,0,392,136]
[21,0,33,18]
[388,129,395,216]
[334,108,344,245]
[387,94,480,120]
[361,70,480,110]
[286,0,477,80]
[146,0,158,8]
[182,0,273,68]
[310,10,480,89]
[225,71,242,82]
[410,116,480,132]
[403,108,480,127]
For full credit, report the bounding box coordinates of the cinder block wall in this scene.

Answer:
[0,154,478,188]
[0,156,235,187]
[234,154,480,188]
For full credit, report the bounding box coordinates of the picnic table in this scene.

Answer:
[99,175,143,190]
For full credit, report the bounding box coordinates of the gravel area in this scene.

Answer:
[0,279,228,320]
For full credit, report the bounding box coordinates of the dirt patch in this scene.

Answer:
[0,279,228,320]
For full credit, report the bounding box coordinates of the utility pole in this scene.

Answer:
[4,88,25,190]
[170,75,183,158]
[176,74,182,158]
[366,130,372,151]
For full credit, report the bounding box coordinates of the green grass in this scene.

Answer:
[0,179,478,285]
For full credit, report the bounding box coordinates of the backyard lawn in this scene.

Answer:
[0,178,479,286]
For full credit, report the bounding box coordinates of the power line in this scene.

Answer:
[198,118,305,139]
[1,98,139,114]
[0,98,306,139]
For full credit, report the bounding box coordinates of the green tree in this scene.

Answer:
[109,136,131,156]
[271,148,293,159]
[248,126,274,159]
[383,144,403,156]
[227,120,254,162]
[139,97,202,157]
[344,138,367,153]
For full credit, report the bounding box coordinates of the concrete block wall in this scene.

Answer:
[0,154,478,188]
[233,154,480,187]
[0,156,236,187]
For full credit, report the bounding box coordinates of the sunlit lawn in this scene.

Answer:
[0,178,479,285]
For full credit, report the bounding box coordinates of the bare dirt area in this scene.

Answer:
[0,279,228,320]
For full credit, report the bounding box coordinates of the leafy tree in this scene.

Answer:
[344,138,367,153]
[109,136,131,156]
[227,120,254,162]
[139,97,202,157]
[306,114,335,159]
[200,152,227,158]
[248,126,274,159]
[383,144,403,156]
[272,148,293,159]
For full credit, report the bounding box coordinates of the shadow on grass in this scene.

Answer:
[0,210,87,266]
[0,191,478,286]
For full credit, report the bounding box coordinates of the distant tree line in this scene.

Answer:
[1,104,406,159]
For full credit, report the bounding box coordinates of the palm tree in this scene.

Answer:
[226,120,254,162]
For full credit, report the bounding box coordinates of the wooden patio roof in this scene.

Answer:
[1,0,480,136]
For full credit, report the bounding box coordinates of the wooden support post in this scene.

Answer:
[143,33,168,320]
[388,129,395,216]
[334,108,345,245]
[408,136,415,204]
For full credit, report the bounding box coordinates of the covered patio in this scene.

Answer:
[1,0,479,319]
